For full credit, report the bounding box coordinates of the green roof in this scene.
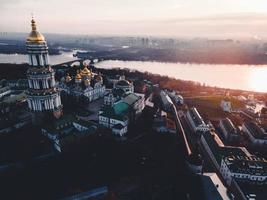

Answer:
[113,102,129,115]
[100,102,130,121]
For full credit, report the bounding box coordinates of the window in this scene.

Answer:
[36,55,40,66]
[41,101,45,110]
[48,79,52,88]
[39,80,43,89]
[53,99,57,108]
[42,54,46,65]
[30,55,33,65]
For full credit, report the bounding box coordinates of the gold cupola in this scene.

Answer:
[27,18,45,44]
[75,70,82,83]
[81,66,92,78]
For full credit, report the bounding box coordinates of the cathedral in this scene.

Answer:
[59,65,106,102]
[26,18,62,123]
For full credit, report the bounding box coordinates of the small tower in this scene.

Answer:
[75,71,82,84]
[221,97,232,112]
[26,18,62,124]
[104,92,116,106]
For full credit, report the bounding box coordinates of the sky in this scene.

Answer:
[1,0,267,38]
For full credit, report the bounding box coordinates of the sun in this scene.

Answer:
[249,67,267,93]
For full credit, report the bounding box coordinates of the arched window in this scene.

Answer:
[42,54,46,65]
[36,55,40,66]
[30,55,33,66]
[48,79,52,88]
[39,80,43,89]
[41,101,45,110]
[53,99,57,108]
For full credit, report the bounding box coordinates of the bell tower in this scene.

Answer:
[26,18,62,124]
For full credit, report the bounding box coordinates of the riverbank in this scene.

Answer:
[1,62,267,97]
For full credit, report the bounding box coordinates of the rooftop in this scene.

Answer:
[100,102,130,121]
[44,115,97,136]
[116,79,131,87]
[223,156,267,176]
[188,107,205,127]
[220,118,238,135]
[201,131,249,164]
[160,91,173,109]
[123,93,140,106]
[244,122,267,140]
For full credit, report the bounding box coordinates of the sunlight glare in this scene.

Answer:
[249,67,267,92]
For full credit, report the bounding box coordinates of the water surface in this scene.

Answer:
[1,53,267,92]
[95,60,267,93]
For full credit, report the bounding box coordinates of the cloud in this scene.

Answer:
[161,13,267,24]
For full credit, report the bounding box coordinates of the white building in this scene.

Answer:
[113,75,134,93]
[99,93,145,136]
[112,124,128,136]
[221,99,232,112]
[104,92,117,106]
[186,107,210,133]
[59,67,106,102]
[242,122,267,147]
[220,156,267,186]
[99,101,129,136]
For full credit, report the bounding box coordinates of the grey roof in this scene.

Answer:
[189,107,205,127]
[244,122,267,140]
[220,118,237,135]
[116,79,131,87]
[160,91,173,109]
[122,93,140,106]
[201,131,248,164]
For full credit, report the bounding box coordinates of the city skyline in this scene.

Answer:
[1,0,267,38]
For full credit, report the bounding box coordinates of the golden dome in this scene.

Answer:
[27,19,45,44]
[81,67,92,76]
[75,71,82,80]
[75,73,82,80]
[65,74,72,83]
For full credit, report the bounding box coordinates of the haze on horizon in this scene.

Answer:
[1,0,267,39]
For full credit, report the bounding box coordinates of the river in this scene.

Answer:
[1,53,267,93]
[95,60,267,93]
[0,52,75,65]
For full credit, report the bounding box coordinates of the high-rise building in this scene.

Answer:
[26,18,62,123]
